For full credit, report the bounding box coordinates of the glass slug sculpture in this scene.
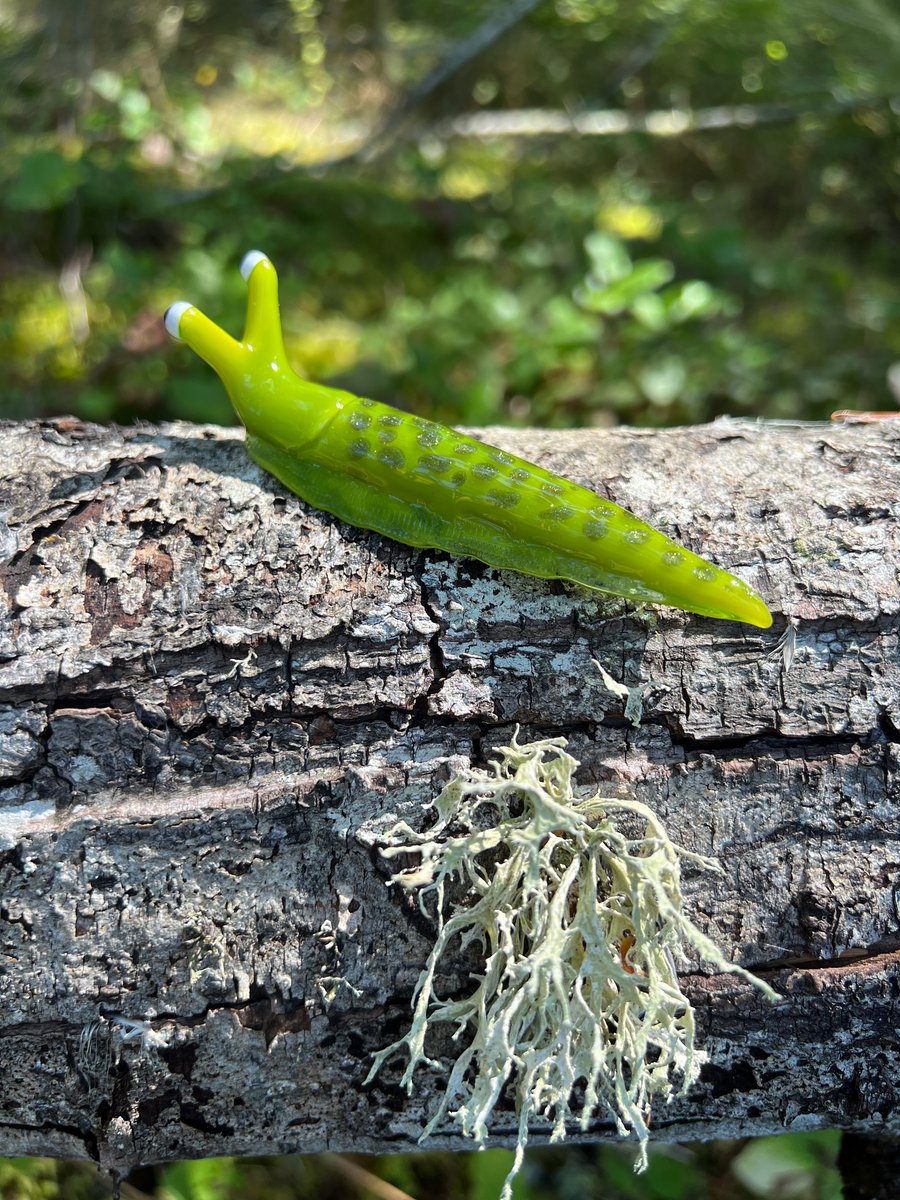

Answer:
[164,252,772,628]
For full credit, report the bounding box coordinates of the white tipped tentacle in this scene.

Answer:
[240,250,270,282]
[164,301,193,341]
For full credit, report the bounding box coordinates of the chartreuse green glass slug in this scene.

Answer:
[164,252,772,628]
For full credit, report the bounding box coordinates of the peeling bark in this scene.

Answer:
[0,416,897,1174]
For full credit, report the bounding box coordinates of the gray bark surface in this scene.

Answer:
[0,416,897,1174]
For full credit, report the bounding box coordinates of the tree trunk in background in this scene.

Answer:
[0,417,897,1176]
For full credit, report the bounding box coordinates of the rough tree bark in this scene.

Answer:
[0,417,897,1177]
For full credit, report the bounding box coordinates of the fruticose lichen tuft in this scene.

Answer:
[367,732,778,1199]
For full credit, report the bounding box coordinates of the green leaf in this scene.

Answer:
[89,69,123,102]
[638,357,687,406]
[577,259,675,315]
[732,1130,842,1200]
[584,230,633,284]
[666,280,722,322]
[158,1158,243,1200]
[470,1150,531,1200]
[631,291,669,331]
[5,151,85,212]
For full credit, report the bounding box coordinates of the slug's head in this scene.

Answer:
[164,251,304,441]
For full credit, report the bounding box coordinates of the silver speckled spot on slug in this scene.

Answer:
[541,482,565,497]
[348,438,370,458]
[379,414,403,427]
[419,454,452,474]
[543,505,575,521]
[454,443,476,456]
[693,565,718,582]
[490,448,515,465]
[358,398,375,408]
[509,467,530,484]
[662,551,685,566]
[449,470,467,487]
[417,428,443,448]
[378,447,405,469]
[590,503,616,518]
[487,488,520,508]
[349,412,371,430]
[584,519,608,539]
[624,529,651,545]
[378,430,397,444]
[473,462,498,479]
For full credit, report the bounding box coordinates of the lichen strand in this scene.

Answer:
[367,734,777,1200]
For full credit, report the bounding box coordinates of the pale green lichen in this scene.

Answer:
[367,732,778,1199]
[591,657,668,727]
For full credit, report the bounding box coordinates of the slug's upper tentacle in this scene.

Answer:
[240,250,288,366]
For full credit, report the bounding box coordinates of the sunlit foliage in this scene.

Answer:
[0,0,897,427]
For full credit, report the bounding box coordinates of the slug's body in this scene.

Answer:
[165,252,772,628]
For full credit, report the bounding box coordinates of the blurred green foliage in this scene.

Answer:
[0,0,897,429]
[0,1134,844,1199]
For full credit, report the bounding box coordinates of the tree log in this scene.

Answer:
[0,416,897,1175]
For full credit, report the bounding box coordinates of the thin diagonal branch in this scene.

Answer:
[434,93,890,139]
[334,0,545,166]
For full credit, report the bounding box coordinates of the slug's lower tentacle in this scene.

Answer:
[164,302,245,382]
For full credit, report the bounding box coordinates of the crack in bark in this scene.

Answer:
[753,944,900,975]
